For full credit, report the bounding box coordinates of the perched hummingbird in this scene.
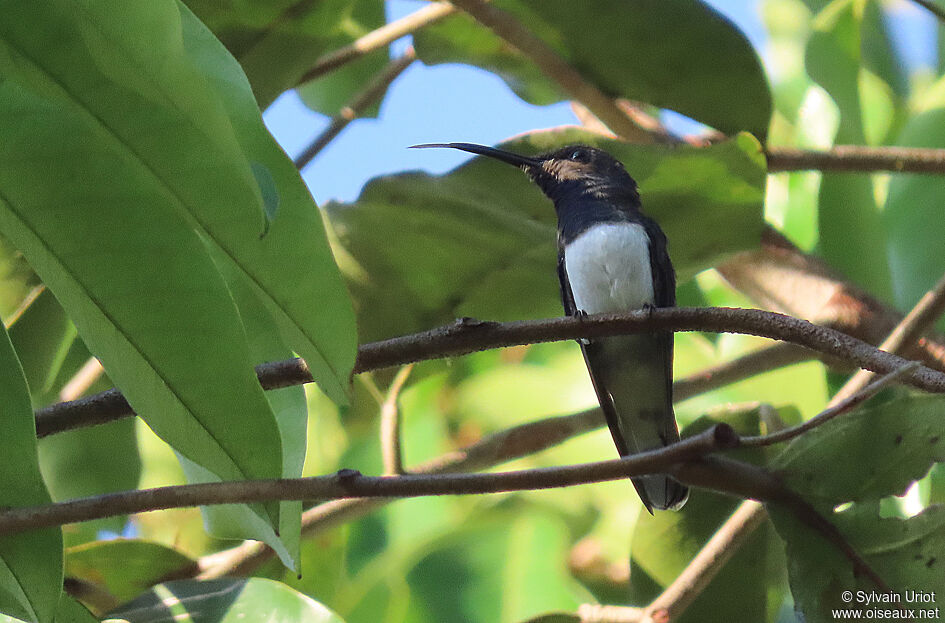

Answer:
[412,142,688,512]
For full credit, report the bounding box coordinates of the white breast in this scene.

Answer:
[564,223,654,314]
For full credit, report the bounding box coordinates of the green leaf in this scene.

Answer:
[294,0,389,118]
[770,504,945,623]
[177,256,308,570]
[327,128,766,341]
[106,578,346,623]
[52,595,98,623]
[65,540,196,608]
[179,2,358,405]
[0,234,39,321]
[414,0,771,137]
[772,395,945,505]
[38,421,140,548]
[6,290,77,407]
[805,0,893,298]
[885,104,945,312]
[0,322,62,623]
[185,0,386,109]
[403,510,580,623]
[0,2,284,525]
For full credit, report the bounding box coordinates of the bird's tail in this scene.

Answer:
[583,333,689,512]
[631,474,689,513]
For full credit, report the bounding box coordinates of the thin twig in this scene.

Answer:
[380,365,413,475]
[578,604,643,623]
[59,357,104,402]
[832,270,945,403]
[0,425,735,536]
[298,3,454,84]
[446,0,654,142]
[34,307,945,437]
[740,361,922,447]
[766,145,945,174]
[294,50,415,170]
[641,501,767,622]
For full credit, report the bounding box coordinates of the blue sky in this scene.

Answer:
[262,0,937,206]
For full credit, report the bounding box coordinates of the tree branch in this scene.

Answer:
[718,227,945,372]
[832,269,945,403]
[34,307,945,438]
[2,425,736,536]
[298,2,454,84]
[10,426,891,594]
[380,365,412,475]
[446,0,655,143]
[641,500,767,622]
[740,361,922,447]
[766,145,945,174]
[294,50,415,170]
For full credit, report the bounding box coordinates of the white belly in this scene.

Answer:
[564,223,654,314]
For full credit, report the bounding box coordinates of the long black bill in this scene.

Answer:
[410,142,544,169]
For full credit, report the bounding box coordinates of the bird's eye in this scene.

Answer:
[570,150,584,161]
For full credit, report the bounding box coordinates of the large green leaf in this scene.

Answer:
[9,293,137,547]
[772,395,945,505]
[6,290,77,408]
[327,128,766,341]
[179,2,357,405]
[294,0,389,118]
[403,510,581,623]
[177,255,308,570]
[65,540,196,610]
[0,322,62,623]
[805,0,894,298]
[770,504,945,623]
[0,2,284,524]
[106,578,346,622]
[185,0,386,110]
[38,421,140,548]
[885,104,945,312]
[414,0,771,137]
[0,597,97,623]
[0,235,39,321]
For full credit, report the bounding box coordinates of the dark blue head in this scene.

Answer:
[410,142,640,208]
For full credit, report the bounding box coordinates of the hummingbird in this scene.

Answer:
[412,142,688,512]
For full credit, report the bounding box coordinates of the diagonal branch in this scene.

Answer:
[445,0,654,143]
[294,50,415,170]
[740,361,922,447]
[298,2,454,84]
[831,270,945,403]
[641,500,767,622]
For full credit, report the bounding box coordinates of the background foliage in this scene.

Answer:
[1,0,944,622]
